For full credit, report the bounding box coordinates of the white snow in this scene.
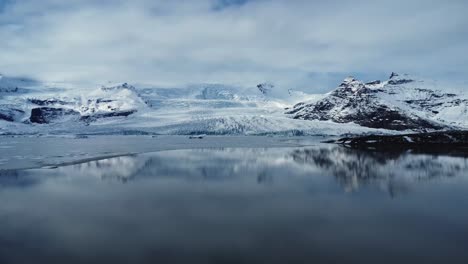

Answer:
[0,73,466,135]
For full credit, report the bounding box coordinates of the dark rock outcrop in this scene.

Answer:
[80,110,136,123]
[101,82,136,92]
[28,98,71,106]
[388,79,414,85]
[30,107,80,124]
[365,80,381,86]
[332,130,468,156]
[257,83,274,95]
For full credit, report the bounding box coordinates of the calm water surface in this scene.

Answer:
[1,146,468,264]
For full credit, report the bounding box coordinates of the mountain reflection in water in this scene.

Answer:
[10,146,464,196]
[1,146,468,264]
[290,147,467,195]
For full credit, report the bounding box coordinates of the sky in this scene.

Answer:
[1,0,468,92]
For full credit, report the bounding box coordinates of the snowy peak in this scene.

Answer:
[77,82,147,121]
[0,78,146,125]
[335,76,366,93]
[287,73,468,131]
[341,76,358,85]
[336,72,416,92]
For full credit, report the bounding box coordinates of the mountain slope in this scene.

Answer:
[286,73,467,131]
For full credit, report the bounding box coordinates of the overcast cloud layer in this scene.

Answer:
[1,0,467,91]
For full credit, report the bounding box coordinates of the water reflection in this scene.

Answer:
[1,146,468,264]
[290,148,467,194]
[11,146,465,196]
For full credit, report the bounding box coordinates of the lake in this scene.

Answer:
[1,142,467,263]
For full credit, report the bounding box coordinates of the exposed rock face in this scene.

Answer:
[287,73,466,131]
[80,110,136,123]
[29,107,136,124]
[337,130,468,145]
[101,82,137,92]
[22,83,144,125]
[28,98,71,106]
[257,83,274,95]
[30,107,80,124]
[85,82,147,113]
[332,130,468,156]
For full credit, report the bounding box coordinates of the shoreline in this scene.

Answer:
[329,130,468,157]
[0,135,325,171]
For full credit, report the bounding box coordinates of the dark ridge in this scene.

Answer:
[28,98,71,106]
[80,110,137,123]
[257,83,274,95]
[0,113,13,122]
[365,80,381,85]
[331,130,468,157]
[30,107,80,124]
[96,99,114,103]
[389,72,399,79]
[388,79,414,85]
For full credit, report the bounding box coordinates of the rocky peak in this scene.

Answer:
[389,72,399,79]
[387,72,414,85]
[365,80,382,86]
[257,83,274,95]
[336,77,366,94]
[339,77,360,87]
[101,83,136,92]
[342,76,357,84]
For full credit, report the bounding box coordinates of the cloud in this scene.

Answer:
[0,0,467,91]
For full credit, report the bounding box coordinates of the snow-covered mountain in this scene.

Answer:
[1,81,146,124]
[1,78,346,135]
[286,73,468,131]
[0,72,466,135]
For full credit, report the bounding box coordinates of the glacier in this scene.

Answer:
[0,72,466,136]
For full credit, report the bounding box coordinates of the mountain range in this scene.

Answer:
[0,73,466,136]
